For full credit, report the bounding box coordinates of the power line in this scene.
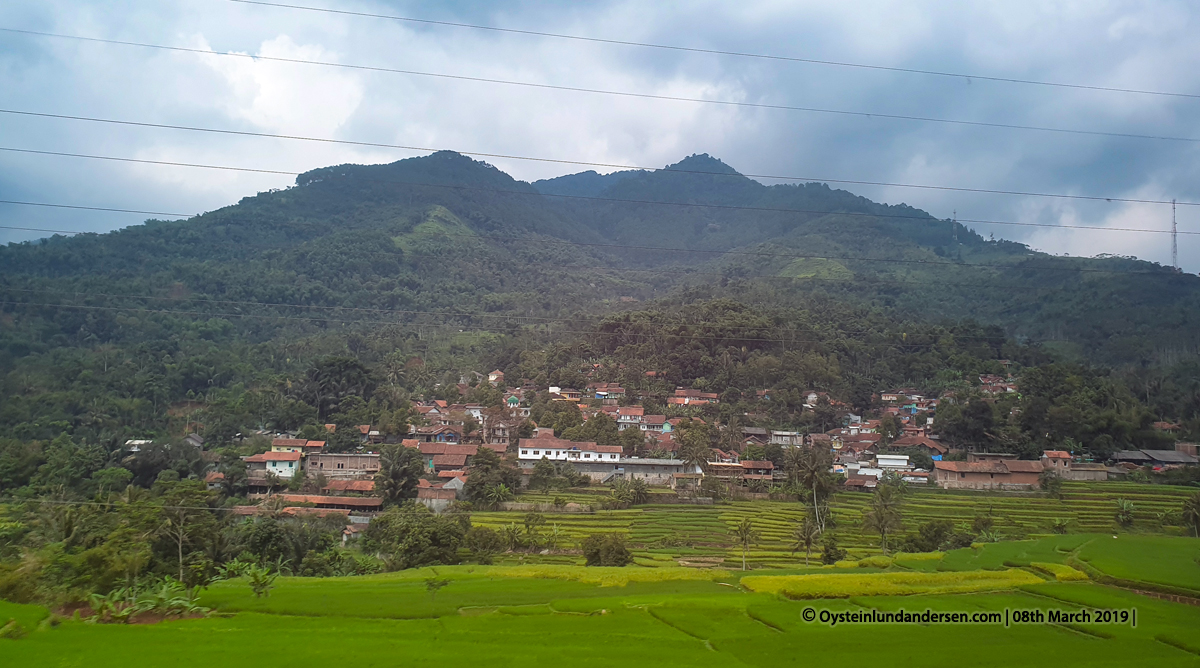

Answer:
[5,27,1197,146]
[0,146,1194,235]
[226,0,1200,101]
[0,199,190,218]
[2,108,1194,207]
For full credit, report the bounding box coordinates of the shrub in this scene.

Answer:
[581,533,633,567]
[820,533,847,565]
[464,527,504,564]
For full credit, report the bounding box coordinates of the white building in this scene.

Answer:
[875,454,911,471]
[517,433,623,463]
[244,451,302,479]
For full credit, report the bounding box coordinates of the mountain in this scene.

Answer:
[1,150,1199,442]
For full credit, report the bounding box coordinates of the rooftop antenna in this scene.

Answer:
[1172,199,1178,270]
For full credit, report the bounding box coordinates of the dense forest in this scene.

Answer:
[2,149,1199,454]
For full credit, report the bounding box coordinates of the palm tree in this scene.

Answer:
[733,519,759,571]
[861,485,904,553]
[796,446,834,532]
[791,513,821,567]
[1183,492,1200,538]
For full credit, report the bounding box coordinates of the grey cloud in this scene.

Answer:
[1,0,1198,269]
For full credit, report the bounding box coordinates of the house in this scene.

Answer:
[1041,450,1071,473]
[548,386,582,402]
[617,406,645,430]
[599,458,686,485]
[271,438,308,452]
[844,473,879,490]
[488,369,505,386]
[418,487,458,513]
[204,471,225,491]
[410,425,462,443]
[932,459,1044,490]
[432,453,469,473]
[305,453,381,478]
[516,432,623,464]
[276,494,383,513]
[770,431,803,446]
[709,449,739,464]
[742,427,769,445]
[642,414,667,433]
[243,451,302,480]
[889,435,948,457]
[416,443,478,471]
[1141,449,1199,468]
[740,460,775,483]
[184,433,205,449]
[271,438,326,455]
[588,382,626,399]
[667,388,719,405]
[875,454,911,471]
[323,479,375,494]
[1111,450,1154,466]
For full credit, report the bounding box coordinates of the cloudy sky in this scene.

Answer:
[2,0,1199,268]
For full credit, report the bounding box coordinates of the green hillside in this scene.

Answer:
[1,150,1199,443]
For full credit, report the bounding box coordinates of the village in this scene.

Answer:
[210,368,1199,537]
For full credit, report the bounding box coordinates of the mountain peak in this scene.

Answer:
[663,153,740,176]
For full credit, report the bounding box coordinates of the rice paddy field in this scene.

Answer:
[2,482,1199,667]
[482,481,1199,568]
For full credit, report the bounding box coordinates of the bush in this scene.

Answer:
[820,533,847,565]
[464,527,504,565]
[581,534,633,567]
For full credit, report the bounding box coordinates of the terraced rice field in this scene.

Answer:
[481,482,1197,568]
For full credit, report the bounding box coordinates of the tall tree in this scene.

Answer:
[861,484,904,553]
[375,444,425,506]
[733,518,758,571]
[157,480,218,581]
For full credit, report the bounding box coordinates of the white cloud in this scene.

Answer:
[2,0,1200,271]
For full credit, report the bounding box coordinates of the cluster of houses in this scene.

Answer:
[210,368,1200,529]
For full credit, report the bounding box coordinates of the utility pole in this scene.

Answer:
[952,210,958,243]
[1172,199,1178,271]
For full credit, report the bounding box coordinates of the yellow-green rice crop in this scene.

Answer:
[1030,562,1090,582]
[482,565,723,587]
[741,568,1042,599]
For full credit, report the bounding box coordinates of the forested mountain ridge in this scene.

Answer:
[1,150,1200,446]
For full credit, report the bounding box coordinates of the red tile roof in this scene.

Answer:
[1042,450,1070,459]
[245,451,302,463]
[432,454,468,467]
[277,494,382,508]
[271,438,307,448]
[437,469,466,478]
[323,480,375,492]
[741,460,775,470]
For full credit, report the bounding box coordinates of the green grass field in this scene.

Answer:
[3,483,1199,666]
[4,563,1200,667]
